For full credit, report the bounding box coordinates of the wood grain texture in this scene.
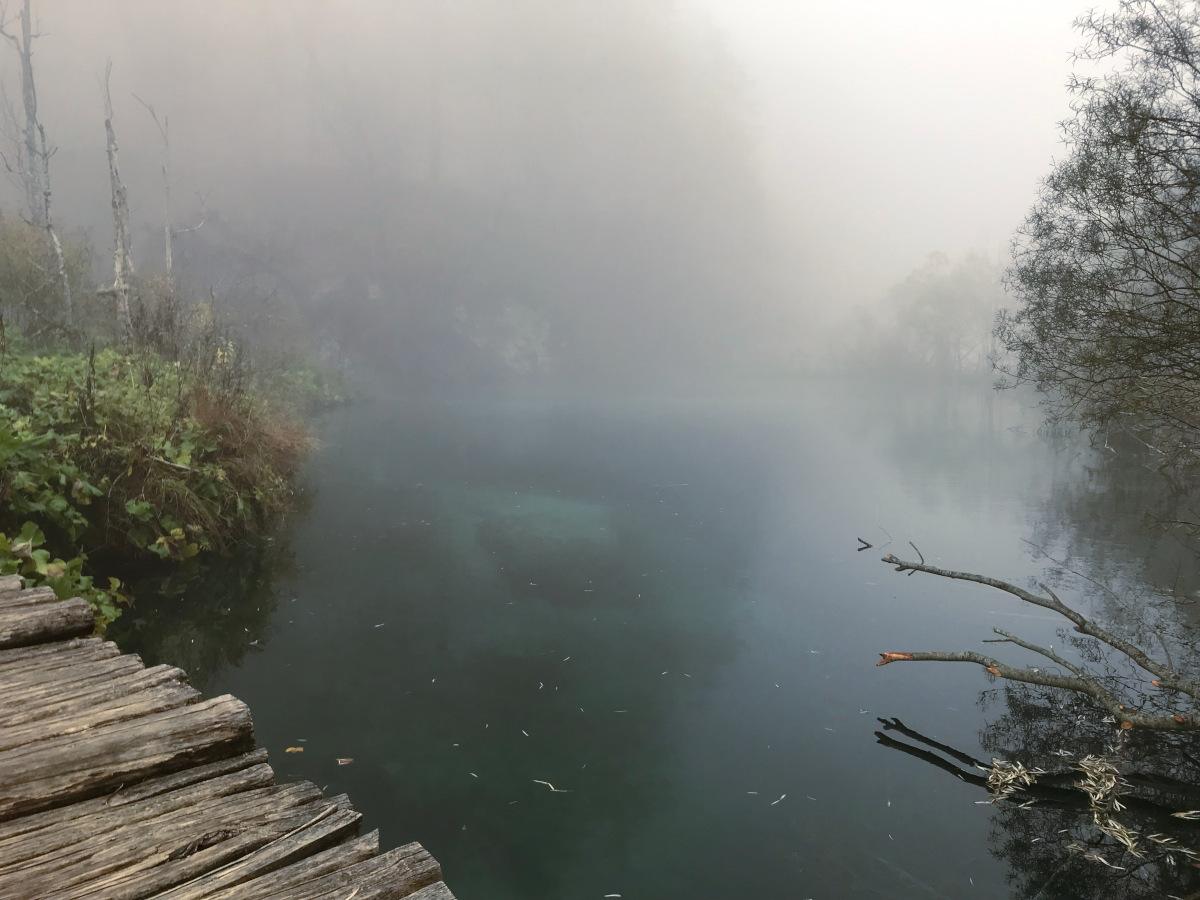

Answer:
[0,694,255,821]
[0,585,56,609]
[0,637,121,674]
[0,582,456,899]
[0,596,93,648]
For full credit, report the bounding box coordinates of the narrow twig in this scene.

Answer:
[876,649,1190,729]
[880,554,1200,700]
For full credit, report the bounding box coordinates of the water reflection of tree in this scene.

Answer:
[107,540,293,692]
[878,688,1200,899]
[1031,434,1200,620]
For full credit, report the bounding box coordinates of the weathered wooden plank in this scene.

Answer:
[0,670,197,749]
[0,596,93,648]
[107,749,272,807]
[0,585,74,609]
[79,798,345,900]
[0,585,56,609]
[0,786,338,900]
[133,805,363,900]
[0,648,141,700]
[0,750,271,846]
[0,583,455,900]
[0,636,119,673]
[0,661,188,716]
[0,639,130,673]
[262,842,445,900]
[404,883,456,900]
[157,831,382,900]
[0,653,153,701]
[90,809,362,900]
[0,766,283,872]
[0,694,253,821]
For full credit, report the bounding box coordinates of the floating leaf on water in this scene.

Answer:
[285,747,303,753]
[336,758,353,765]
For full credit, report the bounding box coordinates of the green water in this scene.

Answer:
[112,383,1200,899]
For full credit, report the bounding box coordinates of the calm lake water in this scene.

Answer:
[112,381,1200,899]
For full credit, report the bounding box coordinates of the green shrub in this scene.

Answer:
[0,521,126,630]
[0,330,323,627]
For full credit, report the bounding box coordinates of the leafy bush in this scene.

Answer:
[0,521,126,630]
[0,329,324,627]
[0,195,344,631]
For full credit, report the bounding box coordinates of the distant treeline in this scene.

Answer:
[814,250,1005,382]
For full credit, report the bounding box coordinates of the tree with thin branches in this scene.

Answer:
[1000,0,1200,472]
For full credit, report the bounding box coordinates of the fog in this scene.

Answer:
[16,7,1194,897]
[701,0,1082,305]
[1,0,1086,386]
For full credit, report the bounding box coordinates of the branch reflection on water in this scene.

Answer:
[869,425,1200,898]
[878,692,1200,899]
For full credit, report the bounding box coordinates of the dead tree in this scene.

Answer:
[128,95,206,293]
[132,94,172,279]
[101,61,133,344]
[0,0,41,223]
[36,123,68,326]
[0,0,70,327]
[875,551,1200,730]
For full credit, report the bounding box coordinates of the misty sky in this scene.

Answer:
[0,0,1097,370]
[698,0,1083,308]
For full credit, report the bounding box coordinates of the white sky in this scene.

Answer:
[693,0,1086,311]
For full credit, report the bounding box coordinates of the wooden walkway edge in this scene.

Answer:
[0,575,456,900]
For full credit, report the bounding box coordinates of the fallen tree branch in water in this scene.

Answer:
[875,716,1200,820]
[876,553,1200,730]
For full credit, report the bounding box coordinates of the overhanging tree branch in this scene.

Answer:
[877,552,1200,729]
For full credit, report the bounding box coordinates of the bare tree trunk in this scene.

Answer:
[161,139,170,276]
[103,61,133,344]
[37,123,69,327]
[133,94,171,279]
[2,1,69,329]
[16,0,40,224]
[0,0,45,224]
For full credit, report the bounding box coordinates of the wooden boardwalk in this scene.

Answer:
[0,575,455,900]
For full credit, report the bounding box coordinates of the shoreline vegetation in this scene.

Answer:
[0,1,342,633]
[0,218,341,631]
